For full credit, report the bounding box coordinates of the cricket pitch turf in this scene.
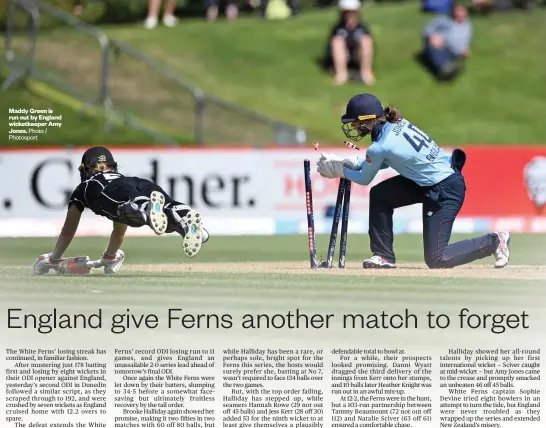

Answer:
[1,234,544,309]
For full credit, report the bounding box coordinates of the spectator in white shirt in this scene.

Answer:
[321,0,375,86]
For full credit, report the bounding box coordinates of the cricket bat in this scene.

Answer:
[57,256,103,275]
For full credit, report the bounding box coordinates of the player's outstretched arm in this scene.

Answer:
[98,222,127,274]
[51,205,82,261]
[105,222,127,256]
[343,144,385,185]
[33,205,82,274]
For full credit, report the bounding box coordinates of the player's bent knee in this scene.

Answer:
[425,254,453,269]
[425,259,441,269]
[425,251,442,269]
[117,201,147,227]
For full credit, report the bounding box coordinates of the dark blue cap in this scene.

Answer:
[81,146,116,166]
[341,94,384,123]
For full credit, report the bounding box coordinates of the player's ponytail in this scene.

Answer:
[384,105,402,123]
[92,162,118,173]
[79,161,118,181]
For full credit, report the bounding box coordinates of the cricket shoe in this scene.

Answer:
[493,231,510,268]
[362,255,396,269]
[201,227,210,244]
[148,191,168,235]
[182,210,204,258]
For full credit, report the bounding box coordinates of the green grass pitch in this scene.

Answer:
[1,235,544,323]
[2,234,546,266]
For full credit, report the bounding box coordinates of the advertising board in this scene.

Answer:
[0,146,544,236]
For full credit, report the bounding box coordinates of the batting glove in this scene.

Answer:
[33,253,61,275]
[100,249,125,274]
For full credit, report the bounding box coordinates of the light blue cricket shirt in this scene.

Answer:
[343,120,455,187]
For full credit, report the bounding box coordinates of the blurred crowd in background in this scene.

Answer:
[67,0,541,86]
[70,0,541,24]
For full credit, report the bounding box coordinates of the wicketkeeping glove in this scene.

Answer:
[33,253,61,275]
[317,152,362,179]
[100,249,125,274]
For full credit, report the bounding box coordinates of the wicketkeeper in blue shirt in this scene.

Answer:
[317,93,511,269]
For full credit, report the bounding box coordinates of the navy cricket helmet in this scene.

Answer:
[341,94,385,141]
[78,147,117,181]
